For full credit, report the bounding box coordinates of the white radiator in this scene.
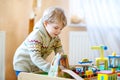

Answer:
[0,31,5,80]
[69,31,94,65]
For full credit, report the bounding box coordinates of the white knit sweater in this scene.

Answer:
[13,19,64,73]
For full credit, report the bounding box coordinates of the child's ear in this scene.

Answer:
[43,21,48,27]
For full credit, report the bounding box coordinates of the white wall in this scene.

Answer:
[0,31,5,80]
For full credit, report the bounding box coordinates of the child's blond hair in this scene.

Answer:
[42,7,67,27]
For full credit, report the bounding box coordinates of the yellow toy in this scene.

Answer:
[91,45,108,70]
[85,70,93,78]
[97,70,117,80]
[97,52,120,80]
[108,52,120,72]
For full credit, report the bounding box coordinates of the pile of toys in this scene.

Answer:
[71,45,120,80]
[48,45,120,80]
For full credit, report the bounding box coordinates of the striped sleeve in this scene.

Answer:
[54,37,64,54]
[26,31,50,72]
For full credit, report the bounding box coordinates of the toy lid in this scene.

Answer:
[97,70,116,74]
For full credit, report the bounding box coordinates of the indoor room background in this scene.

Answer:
[0,0,120,80]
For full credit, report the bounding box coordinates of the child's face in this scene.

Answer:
[44,22,63,38]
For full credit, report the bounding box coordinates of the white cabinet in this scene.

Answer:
[0,31,5,80]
